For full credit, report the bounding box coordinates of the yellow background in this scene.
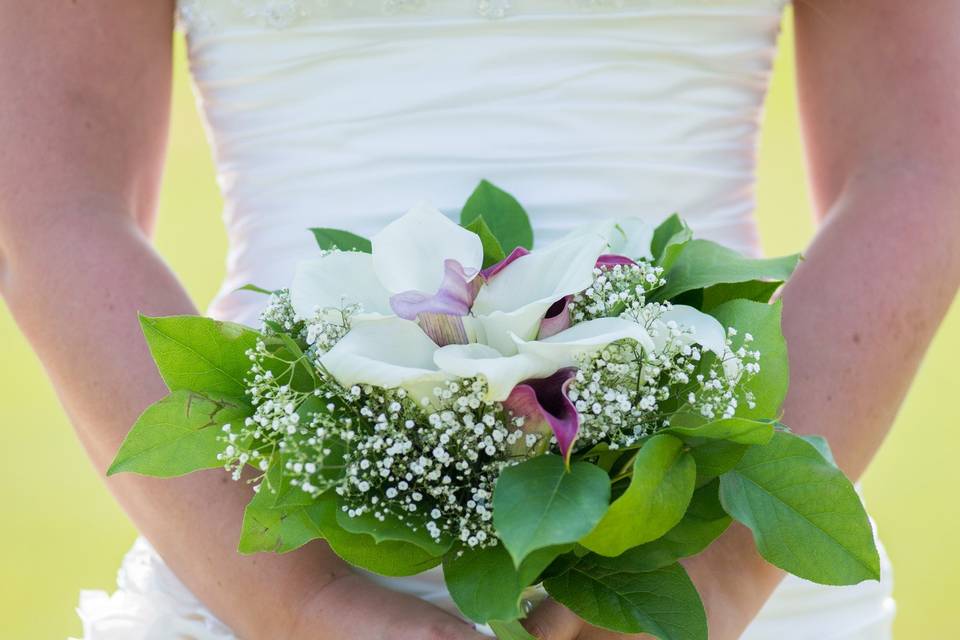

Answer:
[1,17,957,639]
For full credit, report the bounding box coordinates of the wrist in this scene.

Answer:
[681,524,784,640]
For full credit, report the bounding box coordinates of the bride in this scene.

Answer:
[2,1,958,638]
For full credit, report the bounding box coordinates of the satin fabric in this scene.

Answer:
[75,1,895,637]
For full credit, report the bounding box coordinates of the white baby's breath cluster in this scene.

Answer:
[259,288,299,334]
[217,336,314,480]
[332,377,529,549]
[219,295,536,548]
[568,263,761,448]
[569,260,665,324]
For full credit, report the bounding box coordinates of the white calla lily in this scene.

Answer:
[654,304,741,382]
[472,235,607,354]
[319,317,449,402]
[433,343,557,402]
[290,252,393,322]
[289,201,484,332]
[655,305,726,355]
[564,217,654,261]
[515,317,655,366]
[372,201,483,294]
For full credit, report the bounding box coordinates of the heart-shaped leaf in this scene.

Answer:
[653,239,799,302]
[720,431,880,585]
[309,227,372,252]
[461,180,534,253]
[494,455,610,566]
[140,315,260,399]
[108,390,251,477]
[580,435,695,557]
[544,559,706,640]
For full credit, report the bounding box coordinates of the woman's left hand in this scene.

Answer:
[522,598,653,639]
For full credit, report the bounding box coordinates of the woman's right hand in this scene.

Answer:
[290,572,489,640]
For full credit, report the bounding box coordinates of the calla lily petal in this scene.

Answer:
[389,259,480,320]
[538,296,572,339]
[319,317,448,401]
[290,253,393,322]
[653,304,742,383]
[564,217,654,261]
[372,201,483,295]
[517,317,656,365]
[595,254,637,269]
[655,305,727,356]
[503,368,580,463]
[474,306,551,356]
[433,343,556,402]
[480,246,530,281]
[473,236,605,315]
[472,236,606,353]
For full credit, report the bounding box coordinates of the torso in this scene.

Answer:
[74,4,899,638]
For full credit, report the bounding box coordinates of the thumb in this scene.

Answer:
[522,598,584,640]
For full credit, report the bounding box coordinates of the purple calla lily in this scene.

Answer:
[538,295,572,339]
[390,259,480,320]
[595,254,637,269]
[533,255,635,339]
[504,367,580,464]
[389,259,481,346]
[480,246,530,281]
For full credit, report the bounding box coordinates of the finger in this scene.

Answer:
[522,598,584,640]
[576,625,657,640]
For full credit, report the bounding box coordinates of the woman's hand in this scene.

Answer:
[292,572,490,640]
[521,599,653,640]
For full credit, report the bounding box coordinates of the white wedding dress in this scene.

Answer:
[74,1,896,638]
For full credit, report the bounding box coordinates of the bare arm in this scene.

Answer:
[0,3,483,638]
[527,1,960,637]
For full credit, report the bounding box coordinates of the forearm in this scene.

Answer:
[686,167,960,640]
[0,207,365,638]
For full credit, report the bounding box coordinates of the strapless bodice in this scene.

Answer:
[178,0,788,327]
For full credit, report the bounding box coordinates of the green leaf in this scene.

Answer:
[309,227,372,253]
[239,471,325,554]
[719,431,880,585]
[800,434,838,467]
[464,215,507,268]
[108,390,251,477]
[580,435,695,557]
[609,480,731,572]
[650,214,693,271]
[235,283,276,295]
[544,560,706,640]
[312,493,441,576]
[653,239,799,302]
[700,280,782,310]
[460,180,534,252]
[664,417,774,445]
[140,315,259,398]
[710,299,789,419]
[688,439,748,487]
[442,543,561,623]
[493,455,611,566]
[489,620,537,640]
[335,500,452,557]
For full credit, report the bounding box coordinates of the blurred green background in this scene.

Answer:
[1,16,957,640]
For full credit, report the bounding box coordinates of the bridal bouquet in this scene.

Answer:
[110,181,880,639]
